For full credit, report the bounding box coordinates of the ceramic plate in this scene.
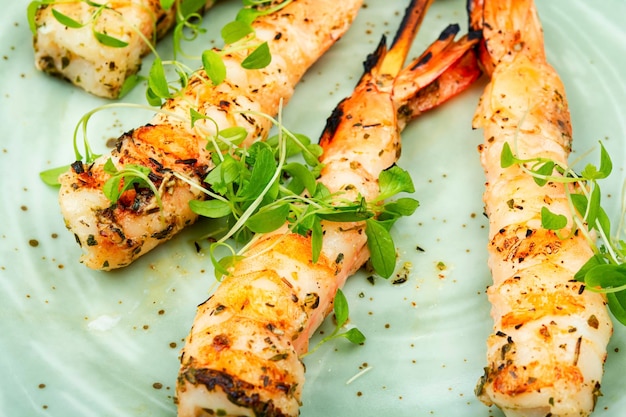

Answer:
[2,1,626,416]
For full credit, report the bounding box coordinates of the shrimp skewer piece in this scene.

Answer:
[469,0,613,415]
[176,1,481,415]
[32,0,216,98]
[57,0,363,270]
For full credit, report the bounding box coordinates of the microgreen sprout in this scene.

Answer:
[178,106,418,280]
[302,289,366,357]
[501,140,626,325]
[102,159,164,214]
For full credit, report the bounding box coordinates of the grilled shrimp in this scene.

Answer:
[33,0,215,98]
[469,0,613,415]
[175,1,481,415]
[57,0,363,270]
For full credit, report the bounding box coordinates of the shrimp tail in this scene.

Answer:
[319,0,436,148]
[321,7,482,147]
[393,24,482,124]
[467,0,545,75]
[380,0,435,76]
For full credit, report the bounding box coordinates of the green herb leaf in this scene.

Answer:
[245,203,289,233]
[39,165,70,186]
[118,74,143,98]
[382,197,419,217]
[317,202,372,223]
[102,176,123,202]
[85,0,108,7]
[145,85,163,106]
[532,161,555,186]
[205,155,241,194]
[189,199,232,218]
[179,0,207,17]
[574,254,604,282]
[587,184,602,228]
[570,193,588,220]
[160,0,176,10]
[581,143,612,180]
[339,327,366,345]
[235,7,260,26]
[242,42,271,69]
[500,142,516,168]
[595,205,611,239]
[283,162,318,195]
[27,1,46,34]
[540,206,567,231]
[148,58,170,98]
[202,49,227,85]
[221,20,254,44]
[102,163,153,203]
[267,132,312,158]
[333,289,349,327]
[237,145,276,201]
[103,158,118,174]
[365,219,396,278]
[598,142,613,178]
[607,291,626,326]
[190,108,207,127]
[51,8,84,28]
[217,127,248,147]
[303,143,323,167]
[583,263,626,293]
[93,30,129,48]
[377,165,415,201]
[213,254,244,280]
[311,216,323,263]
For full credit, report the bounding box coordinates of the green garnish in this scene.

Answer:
[47,96,418,284]
[180,107,418,280]
[501,139,626,324]
[101,159,163,213]
[302,289,366,357]
[40,165,71,186]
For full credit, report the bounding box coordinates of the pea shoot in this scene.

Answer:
[501,140,626,325]
[175,105,419,281]
[302,289,366,357]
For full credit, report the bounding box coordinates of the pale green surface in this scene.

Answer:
[1,1,626,416]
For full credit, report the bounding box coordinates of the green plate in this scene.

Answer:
[1,1,626,416]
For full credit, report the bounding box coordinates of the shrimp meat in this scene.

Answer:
[469,0,613,415]
[57,0,364,270]
[176,1,481,415]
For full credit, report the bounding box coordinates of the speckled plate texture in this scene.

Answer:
[2,1,626,416]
